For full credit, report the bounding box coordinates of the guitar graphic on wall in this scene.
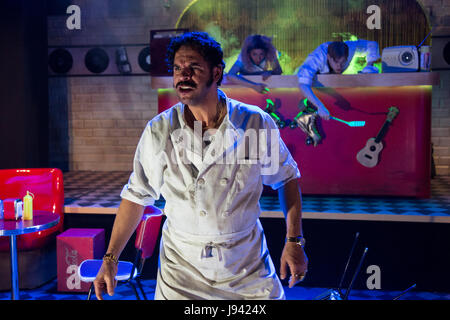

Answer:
[356,106,399,168]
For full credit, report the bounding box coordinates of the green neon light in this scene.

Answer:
[158,88,175,94]
[175,0,199,29]
[374,61,382,73]
[270,112,280,120]
[294,112,303,120]
[332,32,358,42]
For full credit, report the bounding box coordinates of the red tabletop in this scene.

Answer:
[0,211,60,236]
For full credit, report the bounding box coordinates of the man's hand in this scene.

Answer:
[253,83,269,94]
[316,103,330,120]
[261,71,272,81]
[298,84,330,120]
[93,260,118,300]
[280,242,308,288]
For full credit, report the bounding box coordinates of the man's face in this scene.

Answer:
[327,54,347,74]
[249,49,266,66]
[173,45,221,106]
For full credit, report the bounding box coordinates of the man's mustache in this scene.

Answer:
[176,80,197,88]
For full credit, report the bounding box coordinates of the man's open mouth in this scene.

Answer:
[178,86,195,93]
[177,81,196,93]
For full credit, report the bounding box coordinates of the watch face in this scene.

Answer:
[287,236,306,246]
[298,237,306,246]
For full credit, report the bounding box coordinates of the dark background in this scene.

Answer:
[0,0,49,169]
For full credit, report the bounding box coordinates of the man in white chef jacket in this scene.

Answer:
[93,32,308,300]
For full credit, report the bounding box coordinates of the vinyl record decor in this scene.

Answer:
[48,48,73,74]
[138,46,151,72]
[85,47,110,73]
[48,45,150,76]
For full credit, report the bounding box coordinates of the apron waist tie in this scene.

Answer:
[200,242,231,261]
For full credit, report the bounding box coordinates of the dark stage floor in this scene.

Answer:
[1,278,449,300]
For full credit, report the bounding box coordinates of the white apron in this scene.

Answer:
[154,219,284,300]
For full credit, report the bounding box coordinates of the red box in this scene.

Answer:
[57,228,105,292]
[2,198,23,220]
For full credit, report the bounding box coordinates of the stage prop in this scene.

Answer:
[0,168,64,290]
[48,45,150,76]
[57,228,105,292]
[152,73,438,198]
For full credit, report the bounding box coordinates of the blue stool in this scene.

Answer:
[77,207,163,300]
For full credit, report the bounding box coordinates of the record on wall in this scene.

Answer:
[48,44,150,76]
[48,48,73,74]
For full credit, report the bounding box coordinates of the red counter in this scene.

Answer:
[153,73,439,198]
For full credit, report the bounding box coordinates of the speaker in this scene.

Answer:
[431,36,450,70]
[48,44,150,76]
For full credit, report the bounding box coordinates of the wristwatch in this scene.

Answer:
[103,253,119,265]
[286,236,306,247]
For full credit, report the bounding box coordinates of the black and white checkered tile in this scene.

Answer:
[63,172,450,221]
[64,171,450,219]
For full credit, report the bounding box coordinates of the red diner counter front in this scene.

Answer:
[152,73,439,198]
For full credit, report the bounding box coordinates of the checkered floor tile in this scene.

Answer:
[63,172,450,222]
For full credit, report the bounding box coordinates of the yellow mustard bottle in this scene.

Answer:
[23,191,34,220]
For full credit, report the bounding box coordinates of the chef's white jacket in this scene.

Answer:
[121,90,300,299]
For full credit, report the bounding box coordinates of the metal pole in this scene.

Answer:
[9,234,20,300]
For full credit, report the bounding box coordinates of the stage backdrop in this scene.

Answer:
[175,0,430,74]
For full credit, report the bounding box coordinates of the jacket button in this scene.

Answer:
[197,178,205,185]
[222,211,231,217]
[220,178,228,186]
[200,210,207,216]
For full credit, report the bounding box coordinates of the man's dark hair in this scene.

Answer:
[327,41,349,60]
[166,31,225,85]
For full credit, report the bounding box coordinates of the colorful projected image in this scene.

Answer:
[175,0,430,74]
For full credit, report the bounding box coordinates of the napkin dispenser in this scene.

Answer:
[1,198,23,220]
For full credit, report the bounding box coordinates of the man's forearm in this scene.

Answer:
[106,198,145,257]
[298,83,323,110]
[278,178,303,237]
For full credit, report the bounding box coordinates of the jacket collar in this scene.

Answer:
[170,90,244,173]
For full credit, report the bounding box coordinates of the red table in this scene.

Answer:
[0,211,60,300]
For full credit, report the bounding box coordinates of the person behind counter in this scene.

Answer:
[297,40,380,120]
[226,34,282,94]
